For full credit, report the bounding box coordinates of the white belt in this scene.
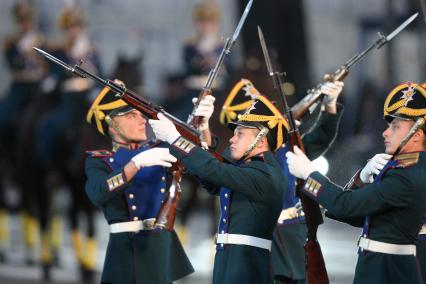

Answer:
[216,233,272,251]
[419,225,426,235]
[109,219,156,233]
[358,237,416,256]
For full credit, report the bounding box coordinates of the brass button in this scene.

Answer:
[160,188,165,193]
[131,205,137,211]
[133,216,139,221]
[224,193,229,198]
[129,194,134,199]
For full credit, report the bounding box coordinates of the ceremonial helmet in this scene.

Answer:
[229,93,290,152]
[383,81,426,123]
[12,1,35,23]
[193,0,221,22]
[86,84,134,136]
[57,6,85,30]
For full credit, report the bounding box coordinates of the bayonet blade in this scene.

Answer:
[33,47,73,71]
[386,13,418,42]
[231,0,253,43]
[257,26,274,76]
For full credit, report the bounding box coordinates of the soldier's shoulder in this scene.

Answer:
[394,152,424,169]
[85,149,112,158]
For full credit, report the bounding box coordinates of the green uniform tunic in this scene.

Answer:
[85,147,194,284]
[168,136,286,284]
[302,151,426,284]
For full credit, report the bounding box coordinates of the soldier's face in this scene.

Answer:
[229,126,259,160]
[112,110,147,142]
[382,118,413,154]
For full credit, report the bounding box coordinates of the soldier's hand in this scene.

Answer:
[149,113,181,144]
[359,153,392,183]
[193,95,215,130]
[131,148,177,169]
[285,146,316,180]
[321,81,344,106]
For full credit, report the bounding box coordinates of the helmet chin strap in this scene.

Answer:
[240,127,269,161]
[394,117,426,155]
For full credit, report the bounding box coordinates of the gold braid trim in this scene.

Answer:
[221,100,254,125]
[86,87,127,135]
[384,83,426,118]
[220,79,259,125]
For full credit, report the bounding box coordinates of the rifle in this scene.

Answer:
[187,0,253,128]
[157,0,253,229]
[33,47,206,148]
[291,13,418,120]
[258,26,328,284]
[33,47,226,230]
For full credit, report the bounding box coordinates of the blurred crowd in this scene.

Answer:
[0,0,424,283]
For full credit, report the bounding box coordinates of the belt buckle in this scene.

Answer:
[142,218,156,230]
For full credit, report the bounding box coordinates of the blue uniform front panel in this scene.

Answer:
[104,146,167,221]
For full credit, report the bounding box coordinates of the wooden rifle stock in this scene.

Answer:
[155,163,183,230]
[291,67,348,120]
[289,130,329,284]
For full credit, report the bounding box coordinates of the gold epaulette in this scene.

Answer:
[394,152,420,168]
[85,150,112,158]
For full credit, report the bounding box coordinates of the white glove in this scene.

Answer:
[149,113,181,144]
[359,153,392,183]
[285,146,316,180]
[321,81,344,106]
[192,95,215,130]
[131,148,177,170]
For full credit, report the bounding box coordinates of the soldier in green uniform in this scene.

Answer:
[286,81,426,284]
[84,85,194,283]
[220,78,344,284]
[150,95,290,284]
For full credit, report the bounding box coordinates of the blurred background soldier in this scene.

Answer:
[21,4,102,281]
[168,0,233,245]
[0,0,47,264]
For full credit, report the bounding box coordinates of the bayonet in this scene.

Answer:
[257,26,274,77]
[384,13,418,44]
[230,0,253,47]
[188,0,253,125]
[292,13,418,120]
[257,26,292,125]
